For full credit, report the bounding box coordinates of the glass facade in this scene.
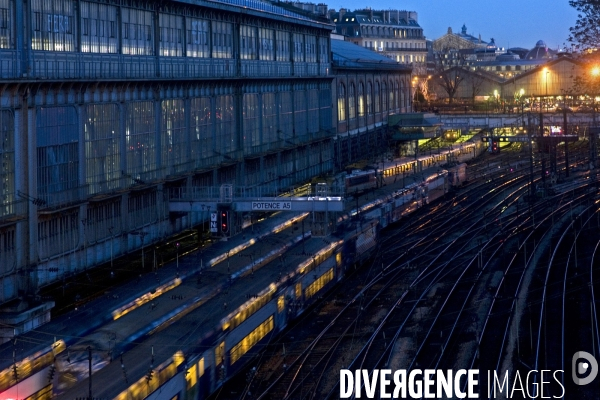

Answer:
[279,91,293,141]
[80,1,118,53]
[85,103,120,194]
[186,17,209,58]
[161,99,187,170]
[307,89,318,134]
[121,7,153,55]
[215,95,236,154]
[258,28,274,61]
[37,106,78,196]
[276,30,289,62]
[125,101,156,179]
[212,21,233,59]
[190,97,213,162]
[305,35,316,62]
[243,93,260,152]
[292,33,304,62]
[0,110,14,217]
[0,0,13,49]
[159,13,183,57]
[240,25,257,60]
[294,90,307,137]
[31,0,76,51]
[262,92,277,145]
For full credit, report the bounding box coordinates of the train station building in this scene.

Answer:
[0,0,413,332]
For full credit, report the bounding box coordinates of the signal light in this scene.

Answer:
[220,211,229,234]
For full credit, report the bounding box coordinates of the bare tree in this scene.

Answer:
[432,50,469,104]
[569,0,600,51]
[469,70,487,107]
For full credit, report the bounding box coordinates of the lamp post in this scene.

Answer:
[545,68,549,112]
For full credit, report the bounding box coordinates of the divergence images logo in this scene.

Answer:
[572,351,598,385]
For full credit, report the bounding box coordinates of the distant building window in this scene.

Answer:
[348,83,356,119]
[338,83,346,122]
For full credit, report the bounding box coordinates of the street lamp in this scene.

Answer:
[544,68,549,111]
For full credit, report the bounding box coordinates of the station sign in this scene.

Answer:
[210,212,217,232]
[251,201,292,211]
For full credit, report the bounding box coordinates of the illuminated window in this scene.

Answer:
[337,83,346,122]
[348,83,356,120]
[215,341,225,365]
[230,316,274,364]
[186,363,197,389]
[358,82,365,117]
[278,295,285,313]
[305,268,334,299]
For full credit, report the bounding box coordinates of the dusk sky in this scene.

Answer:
[334,0,579,50]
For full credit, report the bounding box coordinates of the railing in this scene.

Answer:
[169,184,346,201]
[0,199,27,219]
[38,185,91,209]
[0,50,330,81]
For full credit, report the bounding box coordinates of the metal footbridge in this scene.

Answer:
[168,184,345,213]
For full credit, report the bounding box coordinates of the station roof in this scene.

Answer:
[331,39,412,72]
[174,0,333,29]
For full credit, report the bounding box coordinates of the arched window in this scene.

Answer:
[374,81,380,113]
[389,80,394,111]
[381,81,387,112]
[394,81,400,109]
[358,82,365,117]
[400,79,405,108]
[348,83,356,119]
[366,82,373,115]
[337,83,346,121]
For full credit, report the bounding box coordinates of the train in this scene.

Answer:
[0,143,484,400]
[345,170,378,194]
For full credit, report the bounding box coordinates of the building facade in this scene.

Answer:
[0,0,335,320]
[328,8,427,76]
[331,38,413,169]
